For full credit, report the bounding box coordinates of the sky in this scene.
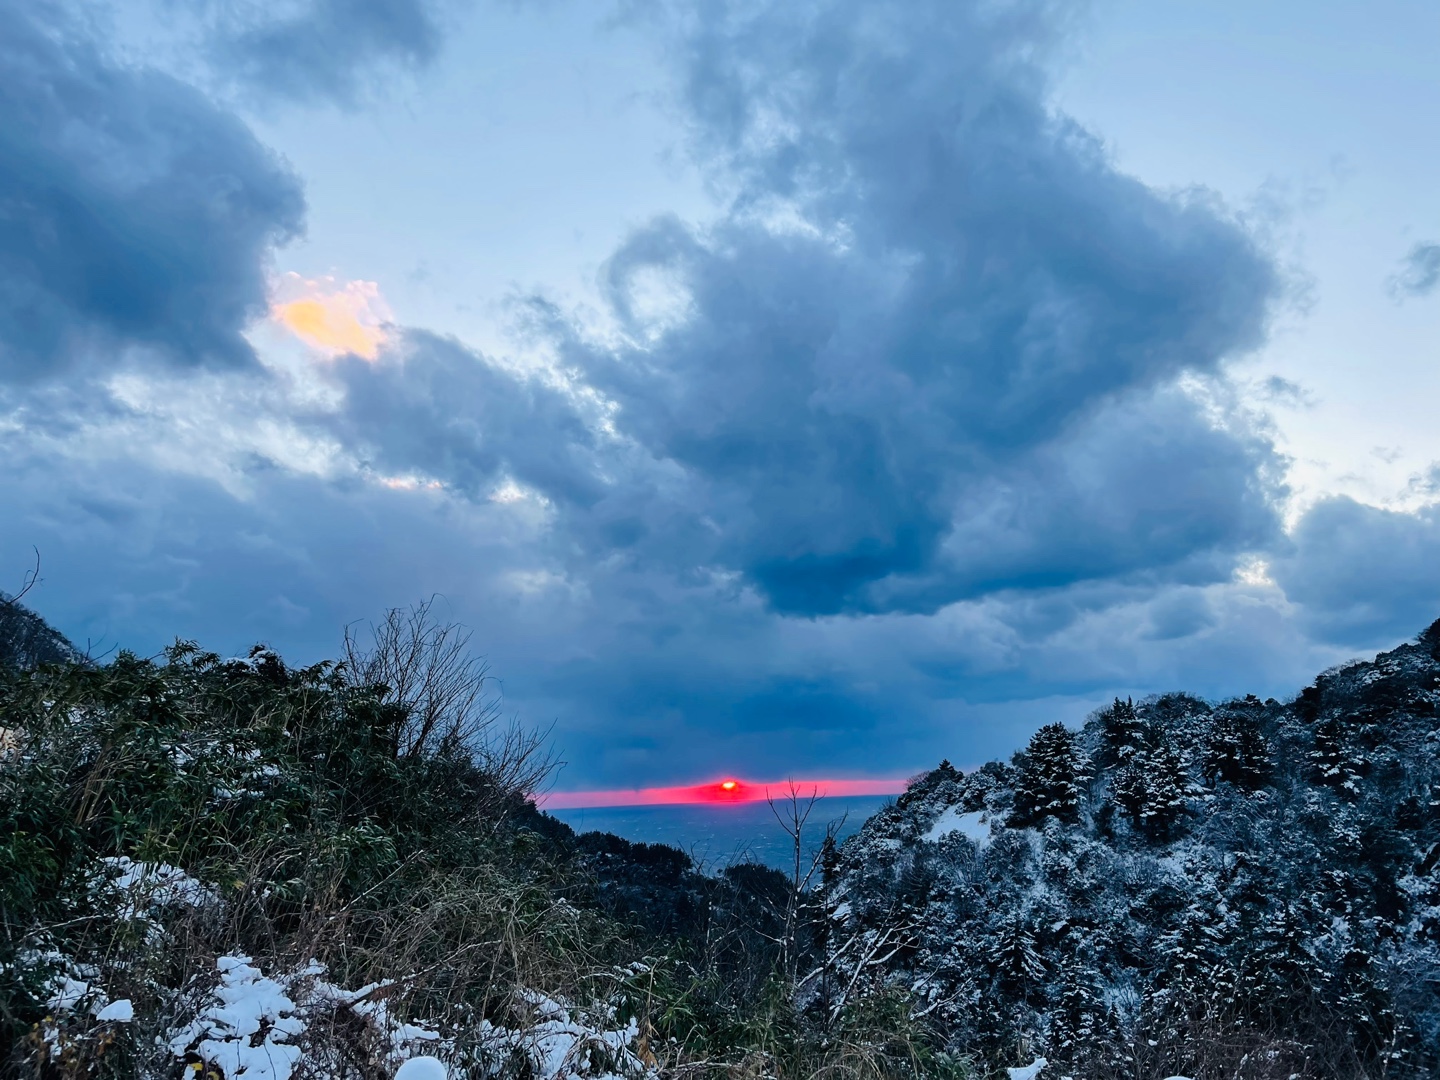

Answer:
[3,0,1439,793]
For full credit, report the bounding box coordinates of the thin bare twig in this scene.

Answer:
[1,547,40,608]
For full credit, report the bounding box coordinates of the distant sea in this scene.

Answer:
[547,795,893,874]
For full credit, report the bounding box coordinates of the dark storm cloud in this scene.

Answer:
[323,331,608,507]
[0,432,1324,787]
[505,0,1278,615]
[209,0,451,106]
[1389,242,1440,299]
[1,0,1340,787]
[0,444,941,782]
[909,387,1282,604]
[1271,496,1440,644]
[0,0,305,381]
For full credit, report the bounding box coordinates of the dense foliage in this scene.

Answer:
[0,607,936,1080]
[820,629,1440,1078]
[4,600,1439,1079]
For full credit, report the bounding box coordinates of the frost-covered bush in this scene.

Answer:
[0,629,635,1078]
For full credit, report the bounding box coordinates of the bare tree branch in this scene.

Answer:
[343,598,556,800]
[1,547,40,608]
[765,779,848,998]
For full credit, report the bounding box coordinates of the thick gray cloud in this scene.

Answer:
[208,0,452,106]
[324,331,607,508]
[10,0,1399,788]
[337,0,1282,616]
[1390,241,1440,299]
[580,0,1279,614]
[0,0,305,381]
[0,439,1329,786]
[1271,496,1440,644]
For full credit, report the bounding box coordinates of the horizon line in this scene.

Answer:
[539,776,913,810]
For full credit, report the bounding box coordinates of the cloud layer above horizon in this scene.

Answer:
[3,0,1439,786]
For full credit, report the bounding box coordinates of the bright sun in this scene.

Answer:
[720,779,738,791]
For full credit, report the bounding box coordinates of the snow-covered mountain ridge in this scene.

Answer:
[815,625,1440,1077]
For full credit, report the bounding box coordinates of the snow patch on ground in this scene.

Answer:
[47,974,98,1012]
[166,955,454,1080]
[96,856,218,919]
[475,989,648,1080]
[309,970,445,1065]
[924,807,992,848]
[94,999,133,1022]
[169,955,305,1080]
[159,954,651,1080]
[40,957,131,1023]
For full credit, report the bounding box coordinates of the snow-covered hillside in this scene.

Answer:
[816,629,1440,1077]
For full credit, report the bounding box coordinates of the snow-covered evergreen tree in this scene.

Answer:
[989,912,1046,1003]
[1097,696,1143,768]
[1202,700,1270,789]
[1136,735,1194,841]
[1048,952,1120,1074]
[1311,715,1365,797]
[1009,723,1083,828]
[1202,708,1244,787]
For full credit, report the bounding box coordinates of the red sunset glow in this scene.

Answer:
[541,776,908,810]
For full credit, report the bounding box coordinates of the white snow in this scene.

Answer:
[310,975,445,1063]
[471,989,649,1080]
[1008,1057,1047,1080]
[95,999,134,1022]
[39,958,128,1020]
[924,807,992,848]
[47,976,94,1011]
[169,955,305,1080]
[97,856,217,918]
[151,955,651,1080]
[395,1058,447,1080]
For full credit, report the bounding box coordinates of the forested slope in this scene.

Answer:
[0,607,826,1080]
[3,598,1439,1079]
[820,626,1440,1078]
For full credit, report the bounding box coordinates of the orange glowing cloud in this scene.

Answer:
[271,273,391,360]
[541,776,909,810]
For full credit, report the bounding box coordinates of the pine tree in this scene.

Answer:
[1202,709,1244,787]
[1098,696,1143,768]
[1155,889,1230,1015]
[1010,723,1083,828]
[989,912,1046,1002]
[1236,715,1274,789]
[1048,954,1120,1073]
[1311,716,1364,798]
[1138,737,1194,841]
[1110,761,1148,832]
[1238,900,1327,1022]
[1337,945,1402,1064]
[1202,702,1271,789]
